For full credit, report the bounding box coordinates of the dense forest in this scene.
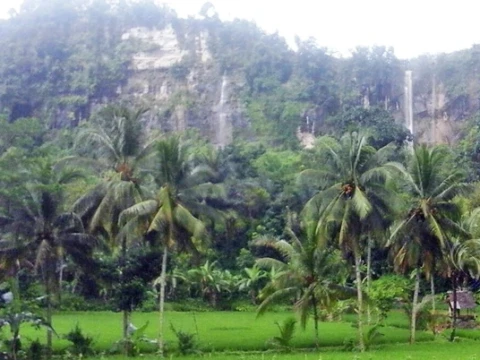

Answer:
[2,0,480,358]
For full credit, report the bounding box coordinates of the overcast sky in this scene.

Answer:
[1,0,479,59]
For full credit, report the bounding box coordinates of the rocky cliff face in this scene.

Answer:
[118,25,242,146]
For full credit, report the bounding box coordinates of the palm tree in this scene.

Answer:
[303,132,395,351]
[73,105,156,343]
[73,105,156,235]
[440,209,480,340]
[119,136,223,355]
[0,163,96,359]
[256,216,352,348]
[444,237,480,340]
[387,144,468,344]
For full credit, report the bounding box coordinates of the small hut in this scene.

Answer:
[446,290,477,319]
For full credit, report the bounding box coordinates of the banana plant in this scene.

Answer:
[0,310,55,360]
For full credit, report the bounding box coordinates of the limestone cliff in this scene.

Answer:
[118,25,241,147]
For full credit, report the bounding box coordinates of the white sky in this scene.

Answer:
[1,0,479,59]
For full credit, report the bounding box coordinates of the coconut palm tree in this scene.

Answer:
[119,135,224,355]
[444,237,480,340]
[73,105,156,343]
[302,132,395,351]
[0,162,96,359]
[73,105,156,235]
[256,216,352,348]
[438,209,480,340]
[387,144,468,344]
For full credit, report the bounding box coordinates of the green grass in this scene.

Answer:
[102,340,480,359]
[18,310,435,354]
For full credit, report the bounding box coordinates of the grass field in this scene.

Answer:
[18,310,436,354]
[141,340,480,359]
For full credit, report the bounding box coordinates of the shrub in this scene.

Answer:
[27,339,44,360]
[111,322,151,357]
[170,324,197,355]
[268,317,296,351]
[63,324,94,356]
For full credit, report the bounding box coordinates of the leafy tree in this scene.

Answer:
[329,107,410,148]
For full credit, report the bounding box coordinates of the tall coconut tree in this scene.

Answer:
[387,144,468,344]
[256,215,352,348]
[302,132,395,351]
[0,162,96,359]
[73,105,156,234]
[73,105,156,342]
[119,136,223,355]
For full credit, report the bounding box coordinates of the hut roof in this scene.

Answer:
[447,290,477,310]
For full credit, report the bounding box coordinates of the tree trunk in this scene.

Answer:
[450,274,458,342]
[430,275,436,313]
[354,255,365,352]
[366,239,372,325]
[58,259,65,305]
[410,268,420,344]
[250,289,257,305]
[158,247,168,357]
[46,282,53,360]
[311,293,320,348]
[123,310,129,342]
[121,237,129,355]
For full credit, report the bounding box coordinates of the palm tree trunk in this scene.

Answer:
[311,293,320,348]
[354,255,365,352]
[123,310,129,342]
[121,238,129,355]
[410,268,420,344]
[450,273,458,342]
[430,275,436,313]
[158,247,168,357]
[46,282,53,360]
[366,239,372,325]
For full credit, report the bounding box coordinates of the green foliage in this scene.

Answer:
[368,275,411,322]
[268,317,296,350]
[112,321,151,357]
[0,308,54,360]
[26,338,45,360]
[63,324,94,356]
[363,324,384,350]
[170,324,198,355]
[329,107,410,148]
[0,117,45,153]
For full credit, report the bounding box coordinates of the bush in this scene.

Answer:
[165,299,211,312]
[64,324,94,356]
[268,317,296,351]
[27,339,44,360]
[60,293,111,311]
[138,294,158,312]
[170,324,197,355]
